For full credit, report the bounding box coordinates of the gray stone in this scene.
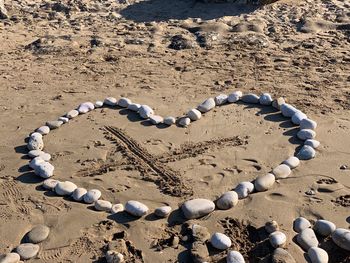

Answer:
[105,250,124,263]
[58,117,69,123]
[72,188,87,202]
[84,189,101,204]
[331,228,350,251]
[226,251,245,263]
[34,162,54,178]
[0,253,20,263]
[187,109,202,121]
[125,200,149,217]
[216,191,238,210]
[300,119,317,130]
[297,145,316,160]
[227,91,242,103]
[54,181,77,196]
[95,101,103,108]
[291,111,307,125]
[269,231,286,248]
[304,139,320,149]
[241,93,259,104]
[214,94,228,105]
[296,228,319,251]
[36,126,50,135]
[234,181,254,199]
[42,179,59,190]
[118,97,131,108]
[127,103,141,112]
[163,116,176,126]
[272,97,285,110]
[29,157,44,169]
[293,217,311,233]
[154,206,172,217]
[272,248,296,263]
[66,109,79,118]
[210,232,231,250]
[181,198,215,219]
[282,157,300,169]
[46,120,63,129]
[191,241,209,263]
[297,129,316,140]
[280,104,298,117]
[259,93,273,105]
[254,173,275,191]
[0,0,8,19]
[178,117,191,127]
[272,164,291,179]
[139,105,154,119]
[16,243,40,260]
[28,150,44,158]
[95,200,112,211]
[149,115,163,125]
[313,220,336,236]
[104,97,117,106]
[27,135,44,151]
[38,151,52,161]
[28,225,50,244]
[197,98,215,113]
[265,220,279,233]
[308,247,328,263]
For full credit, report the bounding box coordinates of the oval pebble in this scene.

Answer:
[226,250,245,263]
[272,248,296,263]
[305,139,320,149]
[16,243,40,260]
[0,253,21,263]
[104,97,117,106]
[28,150,44,158]
[234,182,254,199]
[210,233,231,250]
[280,104,298,117]
[72,188,87,202]
[282,156,300,169]
[296,228,319,251]
[139,105,154,119]
[55,181,77,196]
[34,162,54,178]
[66,109,79,119]
[36,126,50,135]
[297,145,316,160]
[27,136,44,151]
[272,164,291,179]
[46,120,63,129]
[227,91,242,103]
[181,198,215,219]
[297,129,316,140]
[272,97,285,110]
[197,98,215,113]
[35,152,51,161]
[291,111,307,125]
[269,231,286,248]
[125,200,149,217]
[293,217,311,233]
[149,115,163,125]
[178,117,191,127]
[214,94,228,105]
[58,117,69,124]
[163,116,176,126]
[29,157,45,169]
[308,247,328,263]
[118,97,131,108]
[42,179,60,190]
[111,203,124,214]
[77,102,94,113]
[127,103,141,112]
[241,93,259,104]
[216,191,238,210]
[300,119,317,130]
[187,109,202,121]
[105,250,124,263]
[95,200,112,211]
[259,93,273,105]
[254,173,275,192]
[265,220,279,233]
[95,101,103,108]
[331,228,350,251]
[154,206,172,218]
[313,219,336,236]
[84,189,102,204]
[28,225,50,244]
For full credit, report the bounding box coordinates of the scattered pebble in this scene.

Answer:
[54,181,77,196]
[0,253,21,263]
[163,116,176,126]
[139,105,154,119]
[265,220,279,233]
[297,129,316,140]
[214,94,228,106]
[36,126,50,135]
[283,156,300,169]
[226,250,245,263]
[234,181,254,199]
[291,111,307,125]
[181,198,215,219]
[331,228,350,251]
[95,101,103,108]
[300,119,317,130]
[210,232,232,250]
[304,139,320,149]
[127,103,141,112]
[34,162,54,178]
[197,98,215,113]
[216,191,238,210]
[187,109,202,121]
[241,93,259,104]
[178,117,191,127]
[104,97,117,106]
[293,217,311,233]
[272,97,285,110]
[16,243,40,260]
[272,164,291,179]
[307,247,329,263]
[95,200,112,212]
[313,220,336,236]
[227,91,242,103]
[125,200,149,217]
[296,228,319,251]
[149,115,163,125]
[66,109,79,118]
[272,248,296,263]
[72,188,87,202]
[297,145,316,160]
[269,231,286,248]
[254,173,275,192]
[42,179,59,190]
[154,206,172,218]
[280,104,298,117]
[27,225,50,244]
[84,189,102,204]
[46,120,63,129]
[118,97,131,108]
[259,93,273,105]
[105,250,124,263]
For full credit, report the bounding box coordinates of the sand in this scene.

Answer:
[0,0,349,262]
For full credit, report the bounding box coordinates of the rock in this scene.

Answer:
[297,129,316,140]
[149,115,163,125]
[27,135,44,151]
[234,182,254,199]
[197,98,215,113]
[118,97,131,108]
[58,117,69,124]
[272,164,291,179]
[297,228,319,251]
[272,97,286,110]
[66,109,79,118]
[163,116,176,126]
[293,217,311,233]
[111,203,124,214]
[46,120,63,129]
[178,117,191,127]
[210,232,232,250]
[36,126,50,135]
[187,109,202,121]
[297,145,316,160]
[84,189,102,204]
[139,105,154,119]
[29,157,45,169]
[27,225,50,244]
[265,220,279,233]
[127,103,141,112]
[0,0,9,19]
[304,139,320,149]
[72,188,87,202]
[77,102,94,113]
[226,251,245,263]
[272,248,296,263]
[104,97,117,106]
[34,162,54,178]
[313,220,336,236]
[95,101,103,108]
[308,247,328,263]
[241,93,259,104]
[191,241,209,263]
[291,111,307,125]
[269,231,286,248]
[181,199,215,219]
[282,157,300,169]
[95,200,112,211]
[280,104,298,117]
[259,93,273,105]
[331,228,350,251]
[0,253,21,263]
[214,94,228,105]
[227,91,242,103]
[42,179,59,190]
[125,200,149,217]
[54,181,77,196]
[191,224,210,242]
[16,244,40,260]
[154,206,172,217]
[28,150,51,160]
[216,191,238,210]
[254,173,275,191]
[105,250,124,263]
[300,119,317,130]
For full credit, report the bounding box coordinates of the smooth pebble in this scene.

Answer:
[154,206,172,217]
[269,231,286,248]
[226,250,245,263]
[72,188,87,202]
[197,98,215,113]
[111,203,124,214]
[187,109,202,121]
[234,182,254,199]
[95,200,112,211]
[272,164,291,179]
[283,156,300,169]
[305,139,320,149]
[181,198,215,219]
[125,200,149,217]
[118,97,131,108]
[16,244,39,260]
[293,217,311,233]
[163,116,176,126]
[95,101,103,108]
[296,228,319,251]
[105,250,124,263]
[29,157,44,169]
[300,119,317,130]
[265,220,279,233]
[297,145,316,160]
[36,126,50,135]
[66,109,79,118]
[241,93,259,104]
[139,105,154,119]
[104,97,117,106]
[227,91,242,103]
[42,179,60,190]
[216,191,238,210]
[254,173,275,192]
[210,233,232,250]
[178,117,191,127]
[291,111,307,125]
[34,162,54,178]
[46,120,63,129]
[27,136,44,151]
[27,225,50,244]
[214,94,228,105]
[313,219,336,236]
[308,247,329,263]
[149,115,163,125]
[331,228,350,251]
[127,103,141,112]
[272,97,285,110]
[297,129,316,140]
[259,93,273,105]
[0,253,21,263]
[280,104,298,117]
[84,189,102,204]
[54,181,77,196]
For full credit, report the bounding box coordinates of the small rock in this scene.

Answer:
[259,93,273,105]
[149,115,163,125]
[308,247,328,263]
[95,200,112,211]
[331,228,350,251]
[28,150,50,160]
[154,206,172,217]
[125,200,149,217]
[77,102,94,113]
[293,217,311,233]
[54,181,77,196]
[282,156,300,169]
[0,253,21,263]
[139,105,154,119]
[72,188,87,202]
[58,117,69,124]
[118,97,131,108]
[29,157,44,169]
[66,109,79,118]
[127,103,141,112]
[300,119,317,130]
[254,173,275,192]
[191,224,210,242]
[34,151,51,161]
[187,109,202,121]
[42,179,59,190]
[265,220,279,233]
[34,162,54,178]
[226,250,245,263]
[95,101,103,108]
[172,236,180,247]
[84,189,102,204]
[104,97,117,106]
[216,191,238,210]
[181,198,215,219]
[163,116,176,126]
[297,145,316,160]
[304,139,320,149]
[27,135,44,151]
[272,97,285,110]
[227,91,242,103]
[297,129,316,140]
[241,93,259,104]
[0,0,9,19]
[269,231,287,248]
[291,111,307,125]
[197,98,215,113]
[340,165,348,170]
[16,243,40,260]
[105,250,124,263]
[178,117,191,127]
[36,126,50,135]
[214,94,228,105]
[297,228,319,251]
[313,220,336,236]
[111,203,124,214]
[210,232,232,250]
[234,182,254,199]
[305,189,315,195]
[272,164,291,179]
[272,248,296,263]
[191,241,209,263]
[27,225,50,244]
[46,120,63,129]
[280,104,298,117]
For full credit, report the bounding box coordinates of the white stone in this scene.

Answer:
[269,231,287,248]
[178,117,191,127]
[77,102,94,113]
[149,115,163,125]
[27,225,50,244]
[280,104,298,117]
[331,228,350,251]
[283,156,300,169]
[42,179,60,190]
[36,126,50,135]
[84,189,102,204]
[187,109,202,121]
[105,250,124,263]
[259,93,273,105]
[58,116,69,123]
[127,103,141,112]
[296,228,319,251]
[272,164,291,179]
[0,253,21,263]
[265,220,279,233]
[95,200,112,211]
[29,157,45,169]
[216,191,238,210]
[226,251,245,263]
[66,109,79,118]
[297,129,316,140]
[104,97,117,106]
[210,233,232,250]
[55,181,77,196]
[16,243,40,260]
[297,145,316,160]
[125,200,149,217]
[154,206,172,217]
[227,91,242,103]
[139,105,154,119]
[197,98,215,113]
[300,119,317,130]
[305,139,320,149]
[254,173,275,192]
[272,97,286,110]
[214,94,228,105]
[34,162,54,178]
[181,199,215,219]
[95,101,103,108]
[308,247,328,263]
[30,132,42,139]
[163,116,176,126]
[72,188,87,202]
[293,217,311,233]
[28,150,44,158]
[234,182,254,199]
[46,120,63,129]
[291,111,307,125]
[118,97,132,108]
[27,136,44,151]
[313,220,336,236]
[111,203,124,214]
[241,93,260,104]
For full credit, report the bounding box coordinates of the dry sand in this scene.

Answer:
[0,0,349,262]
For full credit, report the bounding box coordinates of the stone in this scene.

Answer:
[210,232,232,250]
[304,139,320,149]
[297,145,316,160]
[0,253,21,263]
[191,224,210,242]
[308,247,328,263]
[296,228,319,251]
[291,111,307,125]
[227,91,242,103]
[111,203,124,214]
[72,188,87,202]
[105,250,124,263]
[269,231,286,248]
[27,135,44,151]
[280,104,298,117]
[104,97,117,106]
[118,97,132,108]
[58,117,69,124]
[272,164,291,179]
[16,244,40,260]
[178,117,191,127]
[234,182,254,199]
[125,200,149,217]
[259,93,273,105]
[127,103,141,112]
[300,119,317,130]
[77,102,94,113]
[293,217,311,233]
[37,152,51,161]
[46,120,63,129]
[139,105,154,119]
[42,179,59,190]
[187,109,202,121]
[66,109,79,118]
[214,94,228,105]
[254,173,275,192]
[29,157,44,169]
[313,220,336,236]
[34,162,54,178]
[95,101,103,108]
[272,97,286,110]
[36,126,50,135]
[265,220,279,233]
[28,150,44,158]
[0,0,9,19]
[163,116,176,126]
[84,189,102,204]
[197,98,215,113]
[27,225,50,244]
[226,251,245,263]
[297,129,316,140]
[331,228,350,251]
[241,93,260,104]
[282,157,300,169]
[272,248,296,263]
[54,181,77,196]
[191,241,209,263]
[95,200,112,211]
[149,115,163,125]
[216,191,238,210]
[154,206,172,217]
[181,199,215,219]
